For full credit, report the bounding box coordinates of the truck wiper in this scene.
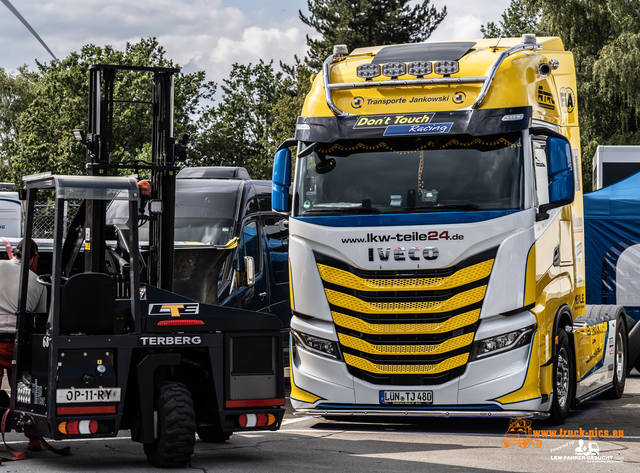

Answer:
[403,203,482,212]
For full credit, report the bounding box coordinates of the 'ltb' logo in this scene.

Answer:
[148,303,200,317]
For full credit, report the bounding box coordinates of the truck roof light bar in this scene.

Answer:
[322,35,542,116]
[326,76,486,91]
[407,61,432,76]
[356,63,381,79]
[434,60,459,75]
[381,62,406,78]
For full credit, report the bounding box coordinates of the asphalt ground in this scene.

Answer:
[0,370,638,472]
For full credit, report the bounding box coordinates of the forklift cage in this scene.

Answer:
[12,174,140,435]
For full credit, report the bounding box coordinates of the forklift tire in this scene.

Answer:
[548,329,573,425]
[144,382,196,468]
[197,427,232,443]
[604,320,627,399]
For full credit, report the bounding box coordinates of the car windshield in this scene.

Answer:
[107,185,238,245]
[294,133,524,216]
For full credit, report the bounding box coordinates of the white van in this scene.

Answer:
[0,183,21,239]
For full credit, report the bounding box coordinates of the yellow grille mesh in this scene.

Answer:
[338,333,474,355]
[332,309,480,334]
[318,260,493,292]
[325,286,486,314]
[344,353,469,374]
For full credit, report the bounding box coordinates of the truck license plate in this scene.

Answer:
[379,390,433,405]
[56,388,121,403]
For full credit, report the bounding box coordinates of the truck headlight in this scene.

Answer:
[292,330,340,360]
[470,325,535,361]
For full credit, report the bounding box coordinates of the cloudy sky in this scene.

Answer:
[0,0,512,84]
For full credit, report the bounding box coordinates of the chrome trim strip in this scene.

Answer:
[322,54,351,117]
[327,76,486,90]
[322,40,543,116]
[295,409,550,419]
[471,42,542,110]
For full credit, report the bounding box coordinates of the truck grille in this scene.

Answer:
[315,248,497,386]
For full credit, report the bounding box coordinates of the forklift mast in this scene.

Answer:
[84,64,179,290]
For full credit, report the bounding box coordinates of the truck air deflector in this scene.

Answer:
[371,42,477,64]
[295,107,532,142]
[313,248,498,385]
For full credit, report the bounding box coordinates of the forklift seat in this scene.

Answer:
[59,273,117,334]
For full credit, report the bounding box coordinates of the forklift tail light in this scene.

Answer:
[238,413,277,428]
[58,420,99,435]
[157,319,204,326]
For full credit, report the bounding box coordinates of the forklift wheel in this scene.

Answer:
[144,382,196,468]
[197,427,232,443]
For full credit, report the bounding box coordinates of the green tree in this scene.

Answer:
[300,0,447,69]
[483,0,640,190]
[9,38,215,186]
[191,60,309,180]
[0,66,36,181]
[480,0,539,39]
[196,0,448,179]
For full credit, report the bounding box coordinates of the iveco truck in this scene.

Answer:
[272,35,629,424]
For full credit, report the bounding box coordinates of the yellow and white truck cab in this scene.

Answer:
[272,35,629,424]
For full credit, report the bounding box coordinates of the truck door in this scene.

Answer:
[222,219,267,312]
[262,215,291,327]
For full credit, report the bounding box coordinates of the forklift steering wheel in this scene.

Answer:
[36,274,68,287]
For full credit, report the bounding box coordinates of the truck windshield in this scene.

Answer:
[294,132,524,216]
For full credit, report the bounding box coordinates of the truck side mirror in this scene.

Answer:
[244,256,255,286]
[537,136,574,221]
[272,148,291,213]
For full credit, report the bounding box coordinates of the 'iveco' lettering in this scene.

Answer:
[139,336,202,346]
[370,246,439,261]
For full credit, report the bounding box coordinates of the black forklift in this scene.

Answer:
[5,65,285,467]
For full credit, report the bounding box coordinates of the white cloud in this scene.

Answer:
[0,0,314,85]
[0,0,514,90]
[428,0,512,42]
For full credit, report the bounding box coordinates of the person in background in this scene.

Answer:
[0,239,46,451]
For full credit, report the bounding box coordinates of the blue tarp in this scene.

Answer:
[584,171,640,321]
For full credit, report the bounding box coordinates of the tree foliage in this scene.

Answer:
[483,0,640,191]
[8,38,214,186]
[300,0,447,69]
[191,59,312,180]
[0,66,36,181]
[480,0,539,39]
[5,2,449,184]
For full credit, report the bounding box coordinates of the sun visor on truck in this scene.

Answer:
[294,107,532,143]
[371,42,476,64]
